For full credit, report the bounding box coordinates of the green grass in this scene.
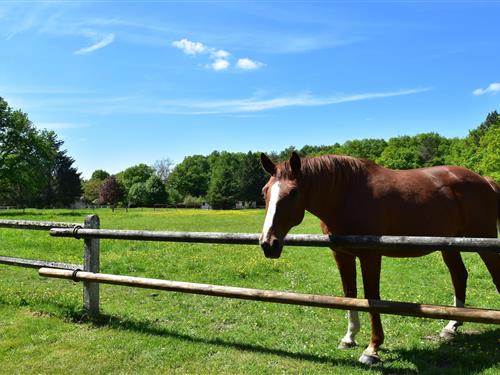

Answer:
[0,208,498,374]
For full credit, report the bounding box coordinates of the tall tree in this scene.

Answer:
[207,152,242,209]
[91,170,110,180]
[167,155,210,198]
[128,182,148,207]
[145,175,168,205]
[240,151,268,204]
[53,151,82,207]
[118,164,154,193]
[0,98,56,206]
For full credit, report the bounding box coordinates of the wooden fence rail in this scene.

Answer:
[49,227,500,253]
[0,219,81,230]
[39,268,500,324]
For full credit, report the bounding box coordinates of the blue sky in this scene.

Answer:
[1,1,499,178]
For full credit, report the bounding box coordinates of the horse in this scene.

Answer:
[259,151,500,365]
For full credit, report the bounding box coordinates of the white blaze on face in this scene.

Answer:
[261,181,281,241]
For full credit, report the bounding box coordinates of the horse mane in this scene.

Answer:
[276,154,370,185]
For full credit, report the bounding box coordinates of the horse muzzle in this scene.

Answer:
[259,237,283,259]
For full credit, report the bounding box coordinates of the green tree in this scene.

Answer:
[128,182,148,207]
[469,110,499,145]
[83,169,110,203]
[145,175,168,205]
[0,98,56,206]
[53,151,82,207]
[447,111,500,173]
[91,170,110,180]
[118,164,154,196]
[207,152,242,209]
[376,133,450,169]
[337,139,388,161]
[167,155,210,199]
[240,151,268,204]
[299,144,329,156]
[83,178,103,204]
[377,136,420,169]
[477,124,500,181]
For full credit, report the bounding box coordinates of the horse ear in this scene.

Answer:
[290,151,301,176]
[260,153,276,175]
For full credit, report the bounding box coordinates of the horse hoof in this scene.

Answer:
[439,329,457,341]
[338,340,357,349]
[359,353,381,365]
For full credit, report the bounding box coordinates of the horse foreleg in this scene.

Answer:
[333,251,360,349]
[359,254,384,365]
[440,251,468,339]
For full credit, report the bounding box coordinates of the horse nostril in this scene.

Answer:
[271,239,280,252]
[260,241,271,252]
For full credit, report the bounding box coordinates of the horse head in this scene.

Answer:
[259,152,306,258]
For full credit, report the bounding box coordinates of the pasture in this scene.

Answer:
[0,208,498,374]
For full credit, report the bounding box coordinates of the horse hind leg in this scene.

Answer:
[333,251,360,349]
[358,254,384,365]
[440,251,468,339]
[479,252,500,293]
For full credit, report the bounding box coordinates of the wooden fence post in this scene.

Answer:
[83,214,100,320]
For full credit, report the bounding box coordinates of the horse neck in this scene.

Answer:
[299,156,367,223]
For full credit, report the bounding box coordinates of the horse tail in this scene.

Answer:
[481,176,500,293]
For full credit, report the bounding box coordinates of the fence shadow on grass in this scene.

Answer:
[79,311,498,374]
[87,312,367,370]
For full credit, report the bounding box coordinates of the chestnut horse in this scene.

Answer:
[259,152,500,365]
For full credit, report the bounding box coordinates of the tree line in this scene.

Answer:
[0,97,81,208]
[89,110,499,209]
[1,96,499,209]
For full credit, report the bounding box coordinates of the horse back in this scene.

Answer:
[347,164,498,239]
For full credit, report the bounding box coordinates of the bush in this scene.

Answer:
[183,195,204,208]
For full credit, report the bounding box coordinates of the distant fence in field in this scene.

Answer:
[1,215,500,324]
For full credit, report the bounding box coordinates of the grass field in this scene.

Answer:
[0,208,498,374]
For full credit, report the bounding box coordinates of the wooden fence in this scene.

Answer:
[1,215,500,324]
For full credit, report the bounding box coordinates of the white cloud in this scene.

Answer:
[172,38,207,54]
[157,87,432,114]
[74,33,115,55]
[236,58,265,70]
[172,38,263,71]
[212,49,230,59]
[473,82,500,96]
[211,59,230,71]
